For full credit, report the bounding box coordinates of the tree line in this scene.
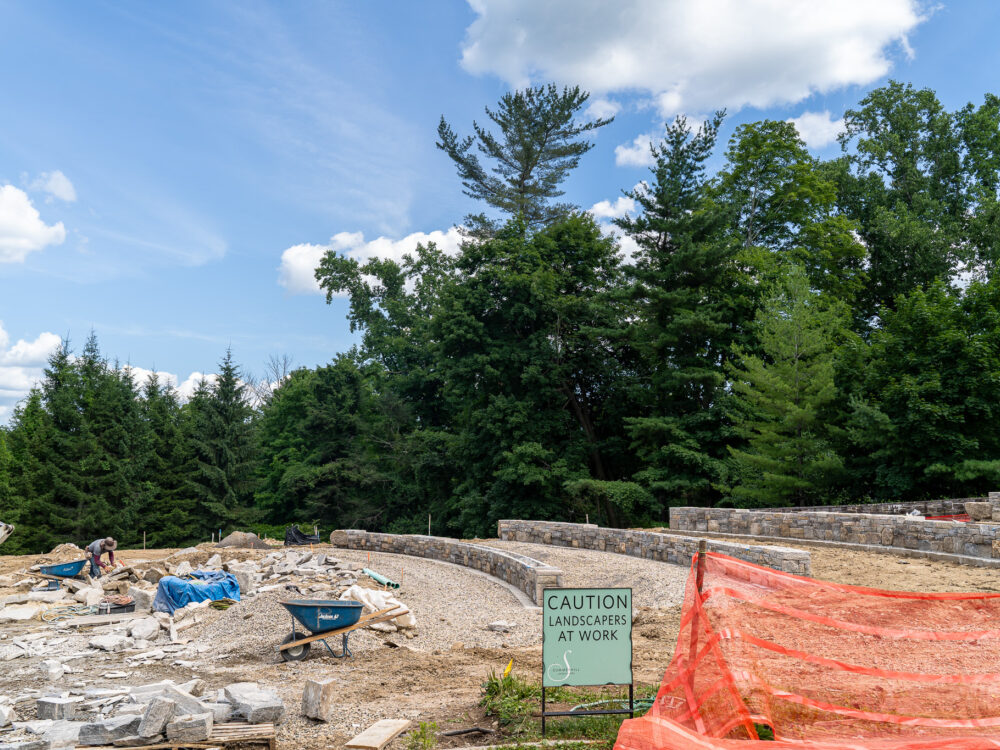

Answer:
[2,81,999,553]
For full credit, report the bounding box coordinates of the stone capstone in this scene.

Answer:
[965,501,993,520]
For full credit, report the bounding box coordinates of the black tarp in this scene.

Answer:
[284,526,320,546]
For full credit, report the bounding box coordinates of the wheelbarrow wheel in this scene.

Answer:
[279,632,311,662]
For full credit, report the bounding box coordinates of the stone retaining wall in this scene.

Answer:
[763,499,979,516]
[330,530,561,605]
[670,507,1000,560]
[496,520,810,575]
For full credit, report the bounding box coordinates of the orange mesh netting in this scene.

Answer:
[615,552,1000,750]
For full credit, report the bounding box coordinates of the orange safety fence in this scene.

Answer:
[614,551,1000,750]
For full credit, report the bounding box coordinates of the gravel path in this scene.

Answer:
[197,548,544,661]
[480,540,689,609]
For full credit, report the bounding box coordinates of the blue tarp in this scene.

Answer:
[152,571,240,615]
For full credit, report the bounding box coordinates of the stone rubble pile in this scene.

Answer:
[0,679,284,748]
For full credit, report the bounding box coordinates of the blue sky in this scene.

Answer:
[1,0,998,421]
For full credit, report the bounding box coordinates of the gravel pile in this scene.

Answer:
[481,540,689,609]
[194,549,541,662]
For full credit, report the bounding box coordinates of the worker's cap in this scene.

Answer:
[103,537,117,550]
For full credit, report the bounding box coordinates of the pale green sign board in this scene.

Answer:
[542,587,632,687]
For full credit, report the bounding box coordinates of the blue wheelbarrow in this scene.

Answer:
[276,599,408,662]
[38,559,88,590]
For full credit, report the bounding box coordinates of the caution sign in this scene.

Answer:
[542,587,632,687]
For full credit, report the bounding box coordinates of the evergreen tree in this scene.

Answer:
[138,373,197,546]
[437,84,613,233]
[726,266,849,506]
[616,113,744,508]
[183,350,258,536]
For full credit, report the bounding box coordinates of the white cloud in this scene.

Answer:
[589,196,635,220]
[788,110,846,149]
[0,323,62,421]
[279,227,465,296]
[177,372,218,399]
[614,134,655,168]
[29,170,77,202]
[461,0,925,116]
[0,185,67,263]
[586,98,621,120]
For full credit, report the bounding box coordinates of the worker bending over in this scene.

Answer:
[86,537,117,578]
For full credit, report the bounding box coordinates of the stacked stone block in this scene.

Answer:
[670,507,1000,563]
[496,520,810,575]
[330,530,562,605]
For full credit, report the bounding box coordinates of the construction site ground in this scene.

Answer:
[2,535,999,749]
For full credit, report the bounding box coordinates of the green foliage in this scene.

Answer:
[405,722,437,750]
[616,112,744,507]
[726,266,850,507]
[437,84,613,233]
[480,667,539,729]
[5,82,1000,551]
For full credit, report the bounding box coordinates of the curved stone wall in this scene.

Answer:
[330,530,561,605]
[670,507,1000,567]
[497,520,810,575]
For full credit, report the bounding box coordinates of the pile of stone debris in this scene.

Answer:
[0,546,361,632]
[0,678,282,748]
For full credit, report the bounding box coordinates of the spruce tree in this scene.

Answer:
[138,373,197,546]
[183,350,258,536]
[727,266,849,506]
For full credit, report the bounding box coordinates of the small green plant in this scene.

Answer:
[480,661,539,730]
[406,721,438,750]
[755,723,775,740]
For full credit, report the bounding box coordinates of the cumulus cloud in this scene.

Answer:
[279,227,465,295]
[586,98,621,120]
[0,323,62,419]
[29,170,77,202]
[460,0,925,116]
[788,110,846,149]
[615,134,655,168]
[0,185,67,263]
[589,196,635,220]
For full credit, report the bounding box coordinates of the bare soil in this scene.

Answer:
[2,534,998,749]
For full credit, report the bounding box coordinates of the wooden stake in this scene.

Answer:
[686,540,708,705]
[143,531,146,551]
[428,514,431,536]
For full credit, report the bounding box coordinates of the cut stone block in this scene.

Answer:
[128,586,154,611]
[89,634,133,652]
[138,696,176,738]
[78,715,141,746]
[36,697,77,720]
[173,561,193,576]
[203,702,233,723]
[39,659,65,680]
[128,617,160,641]
[302,678,337,721]
[165,712,213,742]
[224,682,285,724]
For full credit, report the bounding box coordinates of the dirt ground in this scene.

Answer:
[2,535,999,749]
